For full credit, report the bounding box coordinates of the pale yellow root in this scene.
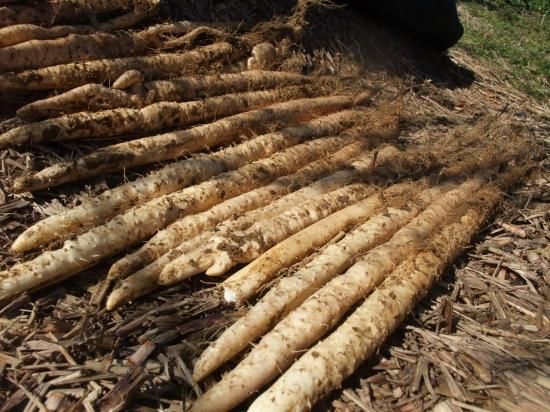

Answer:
[16,70,310,120]
[16,84,139,120]
[11,110,367,253]
[159,183,374,282]
[110,183,373,310]
[247,42,277,70]
[249,189,501,412]
[0,42,239,91]
[12,93,368,192]
[1,134,352,300]
[107,142,406,310]
[104,141,376,309]
[192,182,455,381]
[189,178,485,412]
[220,190,384,304]
[136,144,399,290]
[104,138,368,309]
[112,70,144,89]
[0,24,94,48]
[106,111,370,279]
[3,86,318,147]
[0,30,162,72]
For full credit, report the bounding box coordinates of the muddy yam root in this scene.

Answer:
[0,42,239,92]
[190,179,485,412]
[105,141,375,309]
[3,86,321,147]
[248,187,503,411]
[192,183,454,381]
[1,133,354,299]
[16,70,310,120]
[12,93,371,192]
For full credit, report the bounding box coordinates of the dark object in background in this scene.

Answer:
[345,0,464,51]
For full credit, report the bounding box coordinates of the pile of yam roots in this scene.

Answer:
[0,1,534,410]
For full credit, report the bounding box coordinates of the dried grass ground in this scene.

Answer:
[0,2,548,411]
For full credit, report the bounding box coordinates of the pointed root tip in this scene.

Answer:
[105,290,122,311]
[10,237,27,254]
[107,263,126,280]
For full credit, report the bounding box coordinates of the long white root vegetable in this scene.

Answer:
[1,134,353,299]
[16,70,310,120]
[0,31,159,72]
[13,93,369,192]
[105,141,371,309]
[2,86,319,147]
[158,183,374,283]
[111,70,144,89]
[106,112,376,279]
[248,187,502,412]
[0,42,239,92]
[189,178,484,412]
[219,185,413,304]
[105,144,401,309]
[111,183,372,308]
[0,4,162,48]
[192,183,451,381]
[11,110,367,253]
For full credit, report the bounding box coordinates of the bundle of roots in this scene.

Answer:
[0,3,537,411]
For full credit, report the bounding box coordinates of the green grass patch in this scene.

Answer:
[458,0,550,101]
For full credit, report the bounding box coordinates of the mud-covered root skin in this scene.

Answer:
[0,31,158,72]
[248,188,503,412]
[15,84,139,121]
[0,0,159,33]
[105,110,369,281]
[189,179,486,412]
[3,85,322,148]
[112,70,144,89]
[0,42,239,92]
[11,93,367,193]
[16,71,311,120]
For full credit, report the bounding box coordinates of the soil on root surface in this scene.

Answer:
[0,1,548,411]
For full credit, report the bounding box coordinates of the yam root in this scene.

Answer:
[1,133,353,299]
[0,0,159,31]
[0,42,240,92]
[112,70,144,89]
[106,111,369,279]
[249,187,502,412]
[12,93,370,192]
[145,144,402,288]
[159,183,375,283]
[189,179,484,412]
[105,140,373,310]
[3,85,321,147]
[16,70,311,120]
[12,110,368,253]
[192,183,453,381]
